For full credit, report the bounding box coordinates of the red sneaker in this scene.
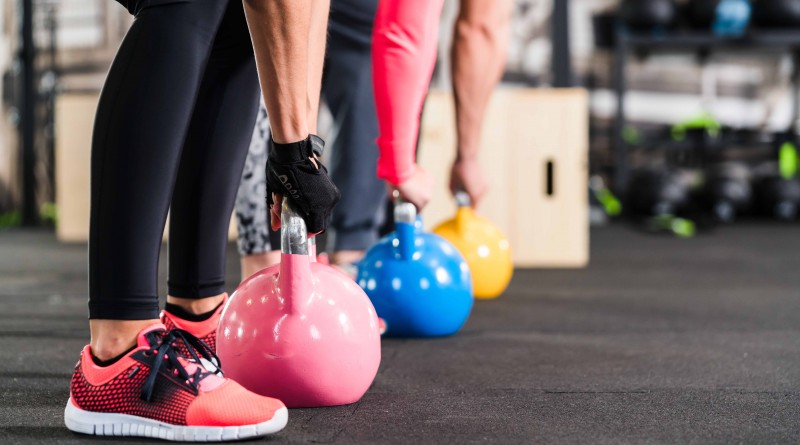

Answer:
[161,295,227,354]
[65,324,287,441]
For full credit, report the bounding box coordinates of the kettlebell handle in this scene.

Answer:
[393,190,417,224]
[281,199,308,255]
[392,190,417,261]
[454,190,471,208]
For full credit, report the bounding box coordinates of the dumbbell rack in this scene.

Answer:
[611,29,800,192]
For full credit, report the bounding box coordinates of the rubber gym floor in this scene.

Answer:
[1,224,799,444]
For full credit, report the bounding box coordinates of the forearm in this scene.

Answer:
[451,0,512,161]
[243,0,312,143]
[372,0,445,185]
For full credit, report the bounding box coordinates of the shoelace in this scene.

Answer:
[140,329,222,402]
[169,329,221,372]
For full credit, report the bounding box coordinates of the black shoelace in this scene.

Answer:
[140,329,222,403]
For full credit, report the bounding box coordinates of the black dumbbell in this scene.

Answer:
[752,0,800,28]
[619,0,679,31]
[703,162,753,223]
[627,167,694,217]
[754,175,800,221]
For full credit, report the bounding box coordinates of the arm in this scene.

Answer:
[450,0,512,207]
[243,0,328,140]
[372,0,445,209]
[243,0,312,144]
[243,0,339,233]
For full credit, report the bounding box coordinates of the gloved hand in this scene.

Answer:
[267,135,340,234]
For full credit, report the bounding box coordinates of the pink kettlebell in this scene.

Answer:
[216,200,381,407]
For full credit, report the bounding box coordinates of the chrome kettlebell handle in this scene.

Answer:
[454,191,471,208]
[281,199,308,255]
[392,190,417,224]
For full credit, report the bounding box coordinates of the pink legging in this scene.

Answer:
[372,0,445,185]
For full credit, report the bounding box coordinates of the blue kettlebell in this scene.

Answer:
[357,199,473,337]
[689,0,751,36]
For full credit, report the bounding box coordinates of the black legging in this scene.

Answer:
[89,0,259,320]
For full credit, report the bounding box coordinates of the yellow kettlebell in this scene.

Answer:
[433,192,513,299]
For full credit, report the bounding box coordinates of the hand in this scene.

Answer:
[391,166,434,210]
[450,157,489,208]
[267,135,340,234]
[269,193,283,232]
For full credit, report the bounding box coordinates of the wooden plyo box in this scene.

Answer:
[55,93,97,242]
[418,88,589,268]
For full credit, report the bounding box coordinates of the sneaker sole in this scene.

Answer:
[64,398,288,442]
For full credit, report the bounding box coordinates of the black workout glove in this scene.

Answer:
[266,135,340,234]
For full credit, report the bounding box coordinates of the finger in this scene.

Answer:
[449,175,458,195]
[405,192,426,210]
[469,192,480,208]
[271,207,280,231]
[271,193,283,231]
[419,195,430,210]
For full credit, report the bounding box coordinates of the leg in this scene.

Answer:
[89,0,230,359]
[166,0,260,314]
[236,104,283,281]
[324,0,386,263]
[243,0,312,144]
[450,0,512,207]
[244,0,339,233]
[72,4,288,440]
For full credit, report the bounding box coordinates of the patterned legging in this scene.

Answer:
[235,104,272,256]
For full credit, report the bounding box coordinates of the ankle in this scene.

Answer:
[89,319,158,361]
[166,293,226,316]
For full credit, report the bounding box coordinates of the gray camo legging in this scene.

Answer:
[234,104,271,256]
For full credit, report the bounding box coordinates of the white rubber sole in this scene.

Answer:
[64,399,288,442]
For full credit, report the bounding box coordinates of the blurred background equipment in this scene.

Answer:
[594,0,800,237]
[3,0,800,256]
[702,160,753,222]
[752,0,800,28]
[626,166,694,218]
[688,0,752,36]
[0,0,128,231]
[619,0,679,31]
[753,140,800,220]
